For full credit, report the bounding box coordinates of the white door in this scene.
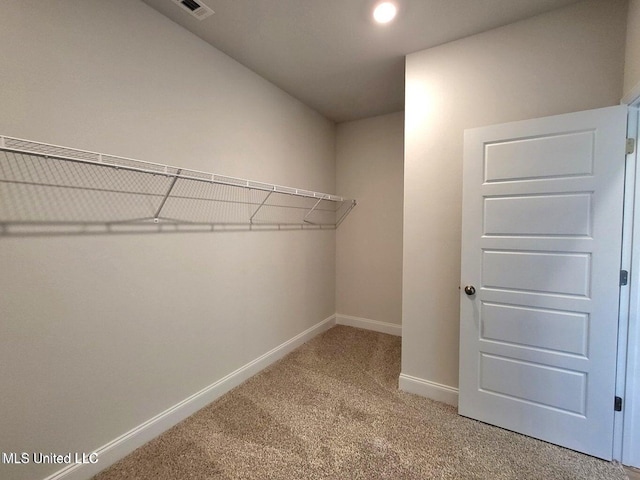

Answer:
[459,105,627,460]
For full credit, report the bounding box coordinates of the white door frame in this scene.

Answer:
[619,86,640,467]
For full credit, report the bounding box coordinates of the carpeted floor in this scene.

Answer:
[93,326,627,479]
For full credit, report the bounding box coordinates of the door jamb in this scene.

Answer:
[618,92,640,467]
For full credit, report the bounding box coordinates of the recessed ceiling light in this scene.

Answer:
[373,2,397,24]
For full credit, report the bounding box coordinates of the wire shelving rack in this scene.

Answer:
[0,136,356,236]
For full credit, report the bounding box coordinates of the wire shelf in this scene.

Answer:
[0,136,356,235]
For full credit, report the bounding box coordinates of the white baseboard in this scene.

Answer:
[335,314,402,336]
[398,373,459,407]
[43,315,336,480]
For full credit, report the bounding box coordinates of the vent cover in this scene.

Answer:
[171,0,214,20]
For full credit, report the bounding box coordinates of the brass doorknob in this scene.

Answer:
[464,285,476,296]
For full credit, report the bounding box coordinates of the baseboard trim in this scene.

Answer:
[335,314,401,336]
[398,373,459,407]
[43,315,336,480]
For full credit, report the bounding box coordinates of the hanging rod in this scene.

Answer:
[0,135,356,235]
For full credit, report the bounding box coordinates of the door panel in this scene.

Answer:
[484,131,595,182]
[483,193,592,236]
[480,302,588,356]
[482,250,591,296]
[479,354,587,415]
[459,105,627,460]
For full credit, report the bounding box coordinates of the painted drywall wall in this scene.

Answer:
[402,0,627,394]
[0,2,336,480]
[336,112,404,326]
[625,0,640,98]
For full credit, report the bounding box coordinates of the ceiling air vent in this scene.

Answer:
[171,0,214,20]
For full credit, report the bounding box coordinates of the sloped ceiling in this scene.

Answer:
[142,0,582,122]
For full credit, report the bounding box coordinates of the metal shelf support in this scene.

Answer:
[154,169,182,223]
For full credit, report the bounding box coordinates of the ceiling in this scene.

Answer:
[142,0,582,123]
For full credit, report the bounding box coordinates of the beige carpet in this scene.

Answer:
[94,326,627,479]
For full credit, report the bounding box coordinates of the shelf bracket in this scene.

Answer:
[303,196,325,224]
[249,190,273,224]
[154,169,182,222]
[336,200,357,227]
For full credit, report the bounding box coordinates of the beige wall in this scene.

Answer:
[625,0,640,98]
[336,112,404,325]
[402,0,627,392]
[0,2,336,480]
